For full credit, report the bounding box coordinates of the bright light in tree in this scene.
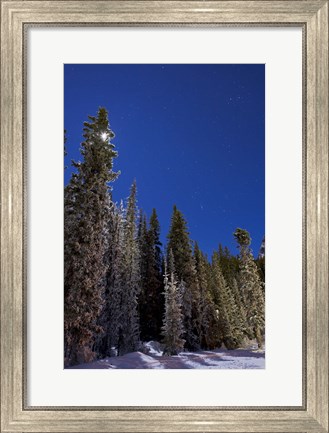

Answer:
[101,132,107,141]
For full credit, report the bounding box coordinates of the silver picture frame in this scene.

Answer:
[1,1,328,432]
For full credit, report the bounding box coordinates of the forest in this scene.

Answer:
[64,107,265,367]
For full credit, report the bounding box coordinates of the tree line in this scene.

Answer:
[64,107,265,366]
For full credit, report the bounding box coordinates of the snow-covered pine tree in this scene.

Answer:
[105,201,129,356]
[211,253,235,348]
[117,180,141,355]
[148,208,164,338]
[139,208,164,341]
[137,210,149,339]
[229,277,248,345]
[94,199,124,357]
[234,228,265,348]
[217,245,247,347]
[64,107,119,365]
[162,251,185,355]
[137,210,148,282]
[167,205,200,350]
[256,238,265,284]
[194,242,218,349]
[218,244,239,287]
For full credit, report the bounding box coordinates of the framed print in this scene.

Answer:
[1,1,328,432]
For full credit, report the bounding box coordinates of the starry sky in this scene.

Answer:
[64,64,265,258]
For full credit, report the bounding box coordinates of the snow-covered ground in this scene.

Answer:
[68,341,265,369]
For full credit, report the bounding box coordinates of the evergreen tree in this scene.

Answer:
[95,200,125,357]
[218,244,239,287]
[256,237,265,284]
[217,245,248,346]
[211,253,235,348]
[64,107,119,365]
[230,277,249,343]
[256,256,265,284]
[149,208,163,292]
[167,205,200,350]
[117,180,141,355]
[137,209,148,297]
[138,210,151,339]
[234,228,265,348]
[139,209,164,341]
[194,242,217,349]
[162,251,185,355]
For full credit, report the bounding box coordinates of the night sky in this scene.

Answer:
[64,64,265,258]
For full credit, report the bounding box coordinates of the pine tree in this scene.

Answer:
[218,244,239,287]
[138,210,150,339]
[162,251,185,355]
[137,210,148,269]
[211,253,235,348]
[139,208,164,341]
[64,107,119,365]
[230,277,249,344]
[217,245,248,346]
[234,228,265,348]
[256,257,265,284]
[95,200,124,357]
[256,237,265,284]
[194,242,217,349]
[117,180,141,355]
[167,205,200,350]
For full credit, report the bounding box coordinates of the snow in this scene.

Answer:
[179,350,265,369]
[143,341,164,356]
[137,352,165,369]
[68,343,265,369]
[110,346,118,357]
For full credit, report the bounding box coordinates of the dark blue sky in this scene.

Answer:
[64,64,265,258]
